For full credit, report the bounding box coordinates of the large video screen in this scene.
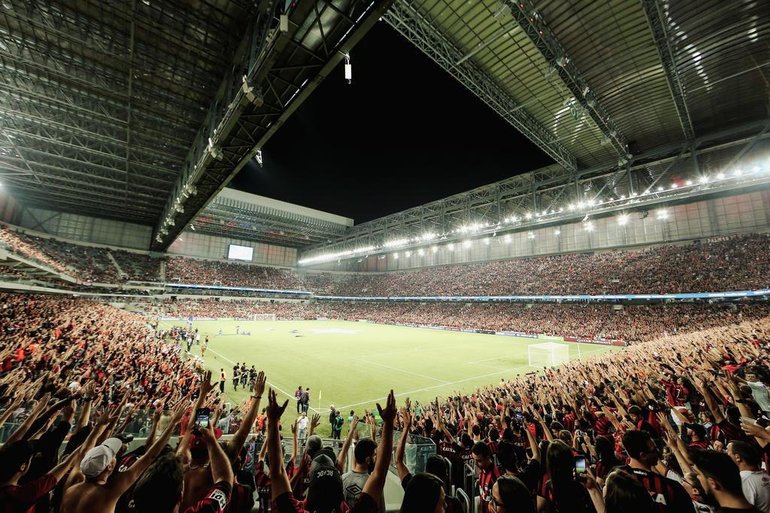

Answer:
[227,244,253,262]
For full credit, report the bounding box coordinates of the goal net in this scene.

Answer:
[252,313,277,321]
[528,342,570,368]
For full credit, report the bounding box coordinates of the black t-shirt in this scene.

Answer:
[715,507,762,513]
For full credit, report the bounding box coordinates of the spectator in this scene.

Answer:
[693,450,761,513]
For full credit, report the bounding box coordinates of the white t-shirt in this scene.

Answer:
[298,417,309,430]
[741,469,770,513]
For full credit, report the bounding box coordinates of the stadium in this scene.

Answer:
[1,1,770,513]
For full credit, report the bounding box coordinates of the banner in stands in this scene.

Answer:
[315,288,770,302]
[496,331,539,339]
[564,336,626,347]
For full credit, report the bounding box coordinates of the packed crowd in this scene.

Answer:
[1,294,770,513]
[0,226,160,283]
[4,225,770,299]
[137,298,770,343]
[305,233,770,296]
[166,258,304,290]
[389,315,770,513]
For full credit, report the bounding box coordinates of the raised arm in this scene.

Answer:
[201,422,234,486]
[337,415,359,472]
[361,390,396,504]
[395,409,412,481]
[110,400,187,495]
[6,393,51,444]
[226,371,265,460]
[177,370,213,457]
[267,388,291,499]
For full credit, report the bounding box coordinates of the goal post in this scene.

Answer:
[528,342,570,368]
[251,313,277,321]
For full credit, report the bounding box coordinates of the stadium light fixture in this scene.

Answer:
[447,243,454,251]
[431,246,438,253]
[392,252,398,259]
[503,235,512,243]
[405,251,411,258]
[685,180,693,186]
[657,209,669,220]
[527,231,535,239]
[525,212,533,220]
[554,229,561,236]
[716,172,725,180]
[657,186,665,192]
[483,238,490,245]
[384,238,408,248]
[418,249,425,256]
[699,175,709,184]
[463,240,472,248]
[670,183,678,189]
[584,221,594,231]
[617,213,629,226]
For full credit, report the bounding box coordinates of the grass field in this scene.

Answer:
[160,320,618,436]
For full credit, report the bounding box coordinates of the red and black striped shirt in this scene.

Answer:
[621,466,696,513]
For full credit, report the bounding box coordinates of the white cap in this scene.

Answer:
[80,438,122,478]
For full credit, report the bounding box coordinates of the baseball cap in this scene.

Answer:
[306,435,322,458]
[306,454,343,512]
[80,438,122,478]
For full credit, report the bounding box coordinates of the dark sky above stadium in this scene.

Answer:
[230,22,552,224]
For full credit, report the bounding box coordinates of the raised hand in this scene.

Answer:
[254,371,266,397]
[310,413,321,431]
[199,370,213,397]
[266,388,288,420]
[377,390,397,425]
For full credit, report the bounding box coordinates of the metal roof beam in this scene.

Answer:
[505,0,629,161]
[383,0,578,171]
[640,0,695,141]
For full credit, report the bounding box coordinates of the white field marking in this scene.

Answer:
[336,365,532,411]
[354,359,451,384]
[206,348,320,414]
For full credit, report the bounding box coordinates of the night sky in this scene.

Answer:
[229,22,552,224]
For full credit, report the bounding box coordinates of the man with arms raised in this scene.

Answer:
[59,401,186,513]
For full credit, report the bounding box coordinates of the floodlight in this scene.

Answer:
[463,240,472,248]
[447,243,454,251]
[716,173,725,180]
[392,252,398,259]
[431,246,438,253]
[504,235,512,243]
[685,180,693,186]
[418,249,425,256]
[405,251,411,257]
[657,209,669,220]
[657,186,664,192]
[483,238,490,245]
[525,212,533,219]
[527,231,535,239]
[699,175,709,184]
[617,214,629,226]
[584,221,594,231]
[554,229,561,236]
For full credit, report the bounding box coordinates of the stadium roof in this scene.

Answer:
[383,0,770,170]
[191,188,353,248]
[0,0,393,249]
[1,0,769,252]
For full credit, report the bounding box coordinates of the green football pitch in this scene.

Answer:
[160,320,618,437]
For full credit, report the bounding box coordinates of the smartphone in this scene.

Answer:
[195,408,211,430]
[574,455,587,475]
